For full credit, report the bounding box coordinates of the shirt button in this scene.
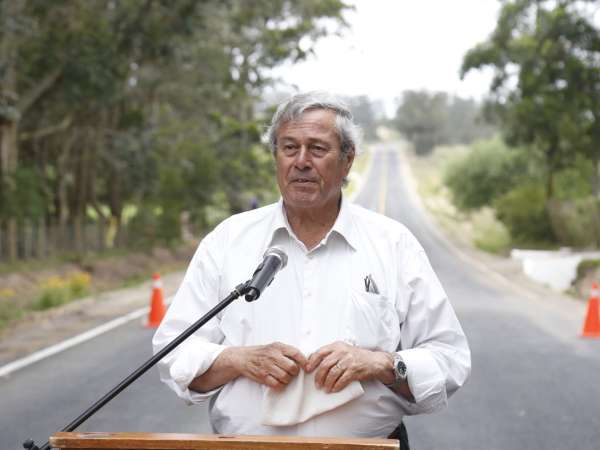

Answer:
[304,329,312,336]
[304,291,311,297]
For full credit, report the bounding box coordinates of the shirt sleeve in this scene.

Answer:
[395,233,471,415]
[152,229,229,404]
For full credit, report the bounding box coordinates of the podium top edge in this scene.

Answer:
[49,431,400,449]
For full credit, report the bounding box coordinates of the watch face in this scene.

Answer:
[395,359,407,378]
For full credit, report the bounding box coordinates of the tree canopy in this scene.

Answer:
[0,0,349,259]
[461,0,600,197]
[392,90,495,155]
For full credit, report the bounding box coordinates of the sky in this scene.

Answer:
[270,0,501,115]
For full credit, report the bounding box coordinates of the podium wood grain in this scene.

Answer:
[50,431,400,449]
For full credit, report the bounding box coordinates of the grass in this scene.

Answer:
[405,144,512,255]
[576,259,600,281]
[344,144,374,198]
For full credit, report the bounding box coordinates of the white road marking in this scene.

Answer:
[0,296,172,378]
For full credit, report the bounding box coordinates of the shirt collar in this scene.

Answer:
[268,196,358,251]
[330,196,359,251]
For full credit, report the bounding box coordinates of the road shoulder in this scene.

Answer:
[0,271,184,370]
[395,144,586,312]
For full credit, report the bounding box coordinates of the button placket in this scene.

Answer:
[301,254,317,344]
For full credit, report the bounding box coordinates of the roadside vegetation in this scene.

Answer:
[392,1,599,262]
[0,1,351,265]
[0,1,357,330]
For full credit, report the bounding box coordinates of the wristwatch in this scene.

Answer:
[385,353,407,387]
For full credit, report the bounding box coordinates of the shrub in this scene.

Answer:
[34,272,92,310]
[494,183,556,245]
[444,137,527,211]
[35,277,70,310]
[548,197,600,248]
[69,271,91,297]
[471,208,512,254]
[576,259,600,281]
[554,156,594,201]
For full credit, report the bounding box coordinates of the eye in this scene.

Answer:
[280,143,298,156]
[310,144,327,156]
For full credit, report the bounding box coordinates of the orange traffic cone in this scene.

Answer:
[146,272,166,328]
[581,282,600,338]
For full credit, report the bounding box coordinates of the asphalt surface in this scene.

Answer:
[1,145,600,450]
[357,146,600,450]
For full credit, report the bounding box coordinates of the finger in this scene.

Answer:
[314,355,338,388]
[264,374,284,390]
[331,371,353,393]
[278,343,307,364]
[306,347,333,373]
[269,364,294,385]
[278,346,307,373]
[267,343,305,373]
[275,355,301,377]
[283,347,308,368]
[323,361,344,392]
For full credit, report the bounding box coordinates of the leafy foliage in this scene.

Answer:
[494,182,556,245]
[444,138,528,211]
[393,90,495,155]
[461,0,600,198]
[0,0,349,257]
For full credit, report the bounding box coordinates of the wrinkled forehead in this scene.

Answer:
[276,109,339,141]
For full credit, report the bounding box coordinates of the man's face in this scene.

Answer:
[275,109,354,212]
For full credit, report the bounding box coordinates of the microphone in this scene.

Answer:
[245,247,288,302]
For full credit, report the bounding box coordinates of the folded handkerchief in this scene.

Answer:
[261,370,364,426]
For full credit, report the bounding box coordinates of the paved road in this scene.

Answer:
[2,145,599,450]
[357,146,600,450]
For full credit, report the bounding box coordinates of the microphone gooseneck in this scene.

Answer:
[244,247,288,302]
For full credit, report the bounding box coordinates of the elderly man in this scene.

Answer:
[153,92,470,445]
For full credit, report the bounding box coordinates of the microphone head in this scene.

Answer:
[264,246,288,269]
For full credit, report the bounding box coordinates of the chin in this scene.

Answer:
[285,193,319,207]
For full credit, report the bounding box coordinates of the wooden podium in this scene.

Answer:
[49,432,400,449]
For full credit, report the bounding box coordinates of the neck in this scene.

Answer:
[284,196,342,250]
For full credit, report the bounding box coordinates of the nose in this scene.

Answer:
[294,146,312,170]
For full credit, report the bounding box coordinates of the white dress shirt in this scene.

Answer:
[152,197,471,438]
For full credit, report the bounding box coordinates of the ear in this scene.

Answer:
[344,150,355,174]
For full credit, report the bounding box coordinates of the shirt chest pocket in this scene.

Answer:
[342,290,398,351]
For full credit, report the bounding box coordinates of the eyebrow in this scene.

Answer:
[278,137,331,147]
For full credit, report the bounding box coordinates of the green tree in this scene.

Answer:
[345,96,381,141]
[392,90,493,155]
[393,90,448,155]
[0,0,350,259]
[444,138,528,211]
[461,0,600,198]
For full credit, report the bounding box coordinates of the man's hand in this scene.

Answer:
[232,342,307,390]
[306,341,393,393]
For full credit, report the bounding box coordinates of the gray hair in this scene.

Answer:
[264,91,362,158]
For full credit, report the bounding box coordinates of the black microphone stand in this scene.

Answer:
[23,280,254,450]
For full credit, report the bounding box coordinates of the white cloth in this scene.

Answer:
[261,371,364,426]
[152,197,471,438]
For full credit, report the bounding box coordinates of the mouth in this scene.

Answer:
[291,177,318,184]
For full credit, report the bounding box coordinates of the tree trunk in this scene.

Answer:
[108,169,124,247]
[544,146,557,200]
[0,121,19,261]
[56,132,75,249]
[592,153,599,198]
